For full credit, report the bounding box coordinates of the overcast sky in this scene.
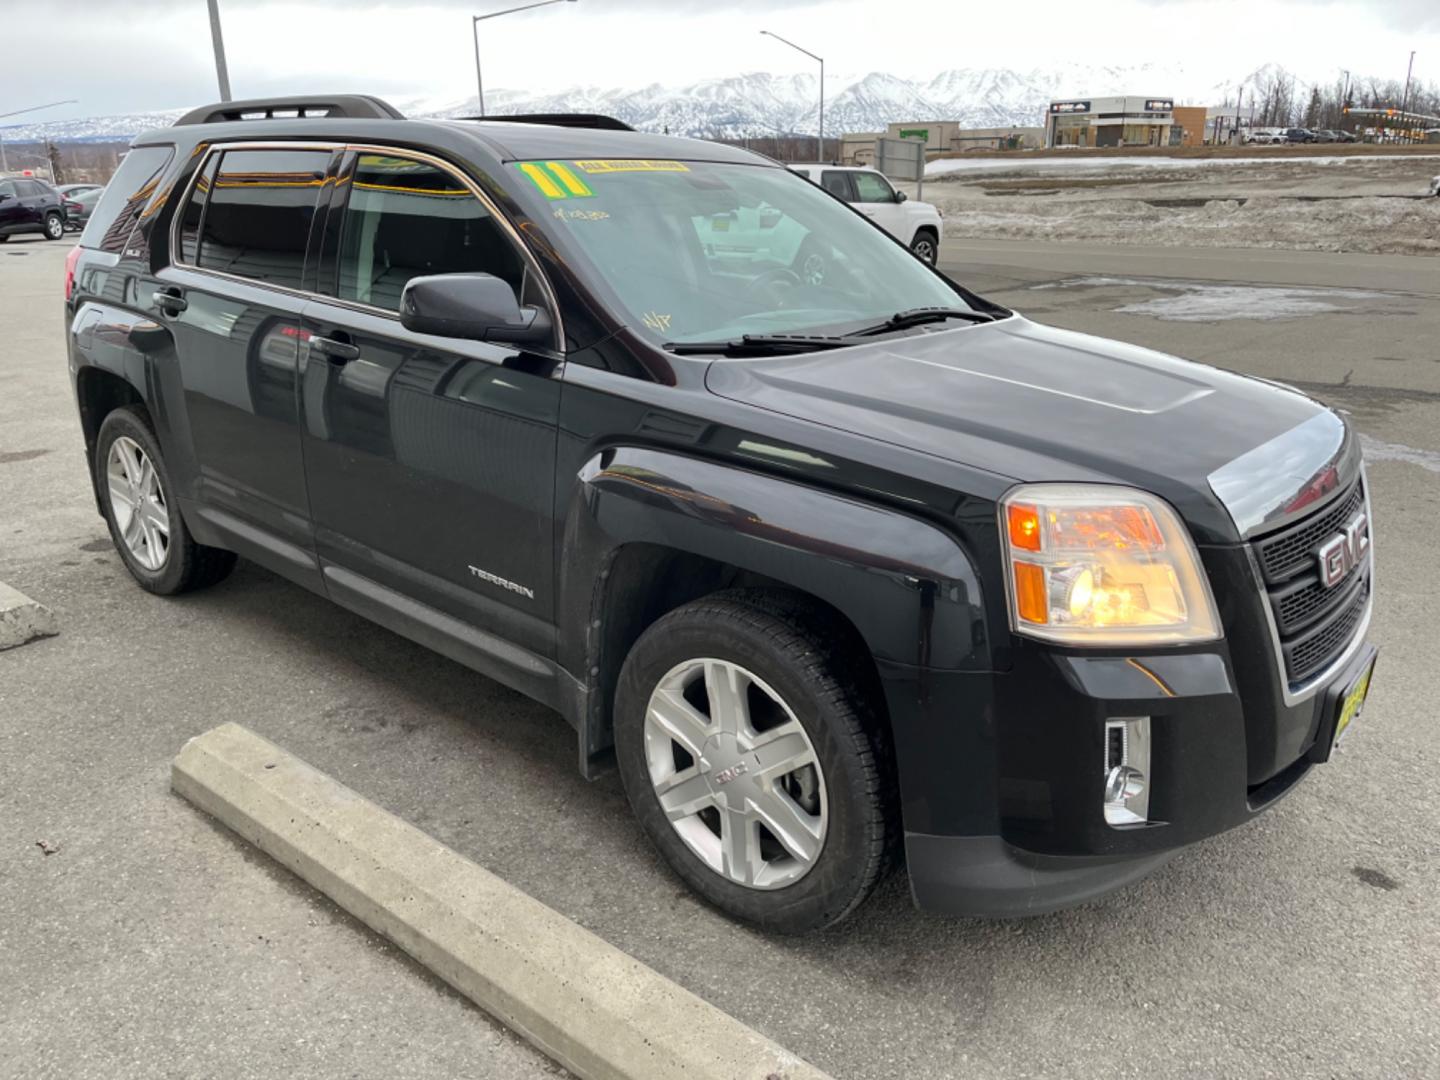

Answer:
[2,0,1435,122]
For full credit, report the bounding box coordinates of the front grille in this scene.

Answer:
[1284,577,1369,683]
[1251,478,1370,687]
[1254,483,1365,584]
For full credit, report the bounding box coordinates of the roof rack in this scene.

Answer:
[457,113,635,132]
[173,95,404,126]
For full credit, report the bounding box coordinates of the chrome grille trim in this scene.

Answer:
[1247,472,1374,706]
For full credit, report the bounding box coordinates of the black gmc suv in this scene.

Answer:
[65,95,1377,933]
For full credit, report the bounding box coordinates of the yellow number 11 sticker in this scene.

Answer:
[516,162,595,199]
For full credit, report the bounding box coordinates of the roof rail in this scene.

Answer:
[457,113,635,132]
[173,94,404,126]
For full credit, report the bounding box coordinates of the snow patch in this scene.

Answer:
[1034,277,1392,321]
[926,154,1440,177]
[1359,435,1440,474]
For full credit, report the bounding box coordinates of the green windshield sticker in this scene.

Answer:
[515,162,595,199]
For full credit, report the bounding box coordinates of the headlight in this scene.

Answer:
[999,483,1221,645]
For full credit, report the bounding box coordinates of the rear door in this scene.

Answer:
[298,148,562,657]
[14,180,46,230]
[156,144,338,585]
[819,169,854,203]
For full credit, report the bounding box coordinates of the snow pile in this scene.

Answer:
[1032,277,1391,321]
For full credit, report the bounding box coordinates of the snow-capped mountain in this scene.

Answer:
[0,63,1273,144]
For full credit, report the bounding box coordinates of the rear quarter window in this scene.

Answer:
[79,145,176,254]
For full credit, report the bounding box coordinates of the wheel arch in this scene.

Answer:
[560,445,990,775]
[75,365,148,513]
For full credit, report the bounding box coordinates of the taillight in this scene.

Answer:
[64,245,81,301]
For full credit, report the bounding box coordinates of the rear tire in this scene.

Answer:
[614,590,895,934]
[95,406,237,595]
[43,211,64,241]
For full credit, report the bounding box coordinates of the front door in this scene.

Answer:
[299,150,561,657]
[0,179,24,233]
[848,170,907,242]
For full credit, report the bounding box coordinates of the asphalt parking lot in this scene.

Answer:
[3,232,1438,1079]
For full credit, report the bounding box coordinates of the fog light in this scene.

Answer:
[1103,717,1151,827]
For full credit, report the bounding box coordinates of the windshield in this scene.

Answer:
[514,158,966,345]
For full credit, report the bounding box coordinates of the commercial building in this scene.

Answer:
[840,122,1043,164]
[1044,96,1176,148]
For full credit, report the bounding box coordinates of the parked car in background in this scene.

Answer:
[58,182,104,199]
[1310,130,1340,143]
[1244,129,1288,145]
[62,186,104,231]
[0,176,66,241]
[1333,129,1358,142]
[788,164,943,265]
[1283,128,1318,144]
[1429,174,1440,197]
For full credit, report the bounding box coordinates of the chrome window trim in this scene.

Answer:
[1248,471,1374,707]
[165,138,565,357]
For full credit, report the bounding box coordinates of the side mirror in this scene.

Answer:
[399,273,552,347]
[895,190,908,203]
[0,193,11,203]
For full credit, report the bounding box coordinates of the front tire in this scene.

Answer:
[910,229,939,266]
[614,591,895,933]
[95,407,236,595]
[43,211,65,240]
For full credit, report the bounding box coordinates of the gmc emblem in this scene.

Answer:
[1317,513,1369,588]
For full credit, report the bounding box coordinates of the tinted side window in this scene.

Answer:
[851,172,895,203]
[336,153,524,312]
[0,181,15,199]
[16,180,42,198]
[178,152,220,263]
[196,148,332,289]
[821,171,854,200]
[80,144,176,253]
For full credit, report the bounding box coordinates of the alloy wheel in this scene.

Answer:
[106,436,170,571]
[913,238,936,264]
[45,215,64,240]
[643,658,827,890]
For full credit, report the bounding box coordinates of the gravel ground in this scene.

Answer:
[919,155,1440,255]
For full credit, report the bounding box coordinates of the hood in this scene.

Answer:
[704,316,1340,544]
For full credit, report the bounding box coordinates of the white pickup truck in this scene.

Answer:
[788,164,943,264]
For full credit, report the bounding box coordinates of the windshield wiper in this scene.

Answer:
[665,333,860,357]
[855,307,996,335]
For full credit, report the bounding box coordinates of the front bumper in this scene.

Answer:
[906,833,1179,917]
[883,619,1373,916]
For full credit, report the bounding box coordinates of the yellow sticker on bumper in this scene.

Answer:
[572,159,690,174]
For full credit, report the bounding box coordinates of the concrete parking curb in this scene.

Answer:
[0,581,59,650]
[172,723,833,1080]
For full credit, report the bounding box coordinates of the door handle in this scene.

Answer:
[153,288,187,314]
[309,335,361,363]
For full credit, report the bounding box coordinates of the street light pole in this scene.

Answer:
[0,99,79,175]
[207,0,232,102]
[1400,50,1416,128]
[471,0,578,117]
[760,30,824,161]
